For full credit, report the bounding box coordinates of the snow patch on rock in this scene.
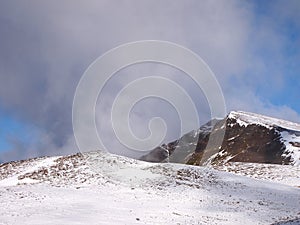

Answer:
[281,131,300,166]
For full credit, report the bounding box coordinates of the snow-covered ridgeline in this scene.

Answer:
[228,111,300,131]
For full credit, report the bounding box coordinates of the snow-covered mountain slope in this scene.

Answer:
[141,111,300,166]
[0,151,299,225]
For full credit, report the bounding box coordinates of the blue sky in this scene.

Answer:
[251,1,300,113]
[0,115,16,151]
[0,111,36,154]
[0,0,299,162]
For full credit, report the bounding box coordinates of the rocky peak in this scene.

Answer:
[140,111,300,166]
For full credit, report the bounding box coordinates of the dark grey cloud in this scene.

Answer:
[0,0,299,162]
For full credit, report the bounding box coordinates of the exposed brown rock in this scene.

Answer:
[140,112,299,166]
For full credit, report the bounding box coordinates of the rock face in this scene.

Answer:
[140,111,300,166]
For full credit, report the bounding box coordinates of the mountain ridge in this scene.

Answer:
[140,111,300,166]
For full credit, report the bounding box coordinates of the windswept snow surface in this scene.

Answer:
[0,152,299,225]
[213,162,300,188]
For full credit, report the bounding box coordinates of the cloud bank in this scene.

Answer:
[0,0,299,162]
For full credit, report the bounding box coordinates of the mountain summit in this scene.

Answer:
[140,111,300,166]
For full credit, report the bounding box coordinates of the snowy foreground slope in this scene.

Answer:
[0,151,299,225]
